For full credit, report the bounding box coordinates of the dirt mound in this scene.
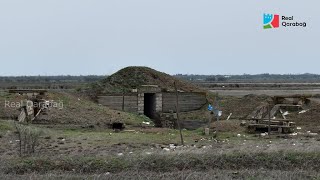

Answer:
[219,95,271,120]
[0,93,25,119]
[289,101,320,132]
[211,120,246,132]
[88,66,203,95]
[0,92,146,127]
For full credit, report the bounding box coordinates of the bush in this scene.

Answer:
[14,122,44,157]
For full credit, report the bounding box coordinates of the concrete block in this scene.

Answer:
[205,128,210,136]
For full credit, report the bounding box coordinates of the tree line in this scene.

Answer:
[174,73,320,82]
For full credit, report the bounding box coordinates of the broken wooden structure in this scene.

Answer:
[9,89,50,123]
[247,95,309,134]
[248,118,296,134]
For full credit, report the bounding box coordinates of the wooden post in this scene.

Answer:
[122,89,125,111]
[174,82,184,146]
[215,94,219,135]
[208,111,212,128]
[206,108,212,136]
[268,104,271,135]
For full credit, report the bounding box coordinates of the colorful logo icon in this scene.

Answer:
[263,13,279,29]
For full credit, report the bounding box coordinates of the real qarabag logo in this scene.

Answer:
[263,13,307,30]
[263,13,279,29]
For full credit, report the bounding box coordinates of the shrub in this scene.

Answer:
[13,122,44,157]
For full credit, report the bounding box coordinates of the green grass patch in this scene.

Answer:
[0,120,14,131]
[4,152,320,174]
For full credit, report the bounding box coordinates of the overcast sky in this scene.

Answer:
[0,0,319,76]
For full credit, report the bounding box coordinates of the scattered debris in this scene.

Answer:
[169,144,176,149]
[240,120,247,127]
[260,133,268,137]
[226,113,233,120]
[299,110,309,114]
[142,121,150,125]
[163,148,170,152]
[306,131,318,136]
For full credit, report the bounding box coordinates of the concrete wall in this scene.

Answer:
[137,93,144,114]
[98,95,138,112]
[155,93,163,112]
[98,92,206,114]
[162,92,207,113]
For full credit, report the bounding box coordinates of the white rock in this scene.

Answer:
[163,148,170,152]
[237,134,241,137]
[308,133,318,136]
[299,110,308,114]
[283,111,290,116]
[169,144,176,149]
[261,133,267,137]
[145,152,152,155]
[117,153,124,156]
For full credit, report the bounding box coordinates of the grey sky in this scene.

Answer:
[0,0,319,76]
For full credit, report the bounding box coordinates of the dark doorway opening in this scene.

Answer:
[144,93,156,119]
[112,122,124,131]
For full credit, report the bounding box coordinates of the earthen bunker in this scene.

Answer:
[97,85,207,126]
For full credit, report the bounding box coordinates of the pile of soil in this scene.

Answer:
[0,93,25,119]
[0,92,145,127]
[290,100,320,132]
[86,66,203,95]
[218,94,271,120]
[211,120,246,132]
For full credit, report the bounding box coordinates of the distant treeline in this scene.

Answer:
[1,74,320,85]
[175,73,320,82]
[0,75,105,83]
